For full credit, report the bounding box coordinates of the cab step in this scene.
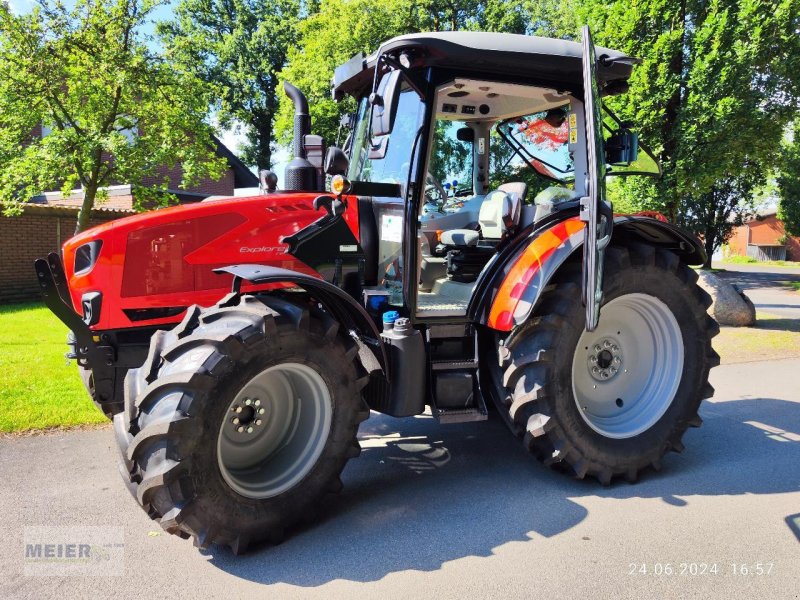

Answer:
[426,324,488,423]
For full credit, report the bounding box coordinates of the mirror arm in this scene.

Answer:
[365,48,390,150]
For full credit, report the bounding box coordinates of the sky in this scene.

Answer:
[5,0,293,187]
[7,0,35,13]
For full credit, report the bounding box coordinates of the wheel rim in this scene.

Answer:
[571,293,684,439]
[217,363,332,499]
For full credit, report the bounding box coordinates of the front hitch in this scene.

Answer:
[34,253,115,369]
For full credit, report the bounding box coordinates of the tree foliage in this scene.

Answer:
[159,0,301,170]
[0,0,226,233]
[579,0,800,264]
[777,125,800,237]
[275,0,539,147]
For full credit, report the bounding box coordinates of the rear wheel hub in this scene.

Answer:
[586,337,623,381]
[571,293,684,439]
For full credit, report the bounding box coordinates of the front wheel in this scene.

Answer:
[114,294,369,553]
[493,244,720,484]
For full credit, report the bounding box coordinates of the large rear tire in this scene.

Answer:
[492,244,720,484]
[113,294,369,553]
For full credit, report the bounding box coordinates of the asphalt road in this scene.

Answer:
[1,358,798,600]
[713,263,800,320]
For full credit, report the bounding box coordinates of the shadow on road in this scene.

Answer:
[715,269,800,290]
[206,396,800,587]
[750,317,800,332]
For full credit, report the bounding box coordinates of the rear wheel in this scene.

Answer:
[492,244,720,484]
[114,294,369,553]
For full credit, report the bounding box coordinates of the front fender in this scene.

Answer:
[213,264,388,374]
[476,215,705,332]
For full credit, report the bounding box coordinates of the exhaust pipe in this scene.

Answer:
[283,81,317,191]
[284,81,310,158]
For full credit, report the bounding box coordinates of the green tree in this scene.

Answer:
[777,125,800,237]
[580,0,800,265]
[0,0,226,234]
[276,0,425,147]
[276,0,532,146]
[159,0,301,170]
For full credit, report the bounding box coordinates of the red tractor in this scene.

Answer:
[36,28,718,553]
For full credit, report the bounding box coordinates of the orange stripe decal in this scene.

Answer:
[488,217,584,331]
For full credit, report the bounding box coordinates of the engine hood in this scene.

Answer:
[62,191,359,330]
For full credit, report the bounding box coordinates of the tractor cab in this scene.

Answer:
[314,31,653,324]
[267,30,659,422]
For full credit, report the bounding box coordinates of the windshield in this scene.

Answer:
[347,82,426,185]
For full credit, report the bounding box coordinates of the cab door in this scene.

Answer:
[579,25,614,331]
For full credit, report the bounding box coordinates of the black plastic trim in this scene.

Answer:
[213,264,388,374]
[122,306,187,322]
[357,197,379,285]
[612,216,706,264]
[349,181,403,198]
[81,291,102,326]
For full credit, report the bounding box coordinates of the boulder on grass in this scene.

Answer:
[696,270,756,326]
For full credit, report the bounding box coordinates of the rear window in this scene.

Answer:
[496,106,575,183]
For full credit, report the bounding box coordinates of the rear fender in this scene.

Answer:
[478,215,706,332]
[214,264,388,374]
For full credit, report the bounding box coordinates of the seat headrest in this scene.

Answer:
[479,189,521,240]
[497,182,528,205]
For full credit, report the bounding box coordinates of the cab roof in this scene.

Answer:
[333,31,636,99]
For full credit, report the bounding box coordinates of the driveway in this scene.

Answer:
[1,358,798,600]
[713,262,800,320]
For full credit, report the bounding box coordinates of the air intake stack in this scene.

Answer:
[283,81,318,191]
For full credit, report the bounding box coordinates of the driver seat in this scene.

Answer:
[438,183,527,283]
[440,182,527,247]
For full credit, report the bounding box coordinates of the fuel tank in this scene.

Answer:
[62,192,359,330]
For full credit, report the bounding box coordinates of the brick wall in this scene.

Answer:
[787,236,800,261]
[0,209,121,304]
[727,215,800,261]
[748,215,785,245]
[727,223,749,256]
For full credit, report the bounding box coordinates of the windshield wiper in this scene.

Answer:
[496,125,571,183]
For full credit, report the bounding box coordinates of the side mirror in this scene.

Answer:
[605,130,639,165]
[324,146,349,176]
[370,69,402,137]
[456,127,475,143]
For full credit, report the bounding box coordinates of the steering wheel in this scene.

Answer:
[425,171,448,205]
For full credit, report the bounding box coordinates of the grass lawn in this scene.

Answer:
[0,302,106,433]
[721,256,800,268]
[714,312,800,364]
[790,282,800,292]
